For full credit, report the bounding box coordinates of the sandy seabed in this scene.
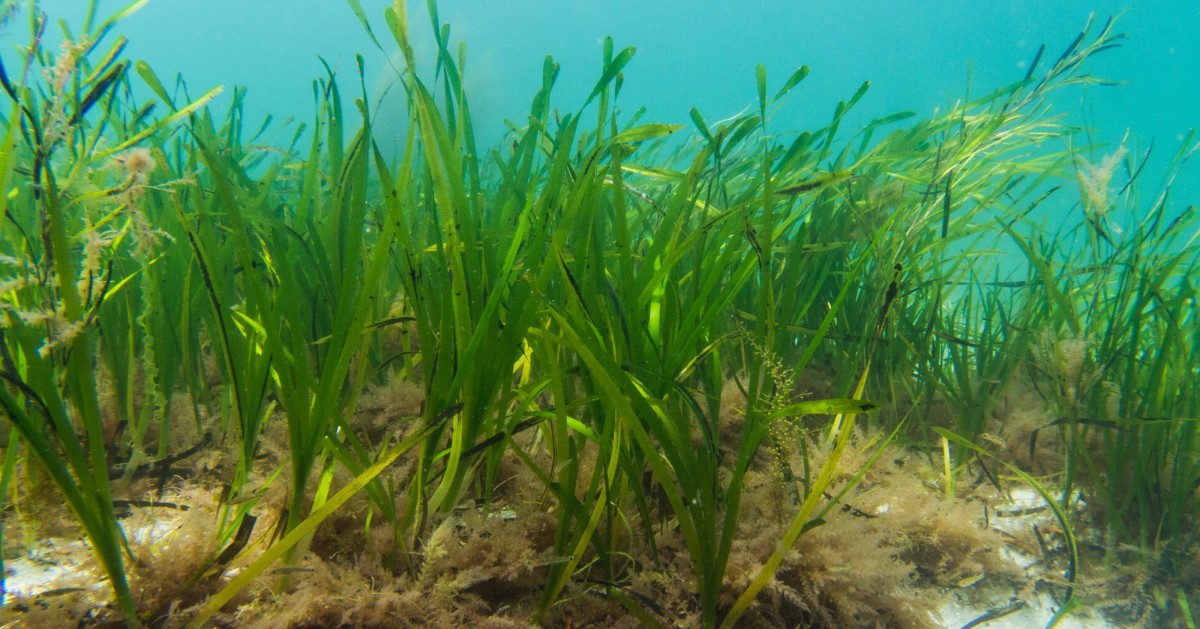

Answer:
[0,372,1186,628]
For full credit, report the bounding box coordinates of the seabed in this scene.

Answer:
[0,371,1184,627]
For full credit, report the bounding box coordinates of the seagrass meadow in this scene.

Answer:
[0,0,1196,627]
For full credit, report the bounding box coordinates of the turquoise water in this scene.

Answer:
[29,2,1195,139]
[21,0,1199,211]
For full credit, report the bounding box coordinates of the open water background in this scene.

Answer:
[18,1,1200,248]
